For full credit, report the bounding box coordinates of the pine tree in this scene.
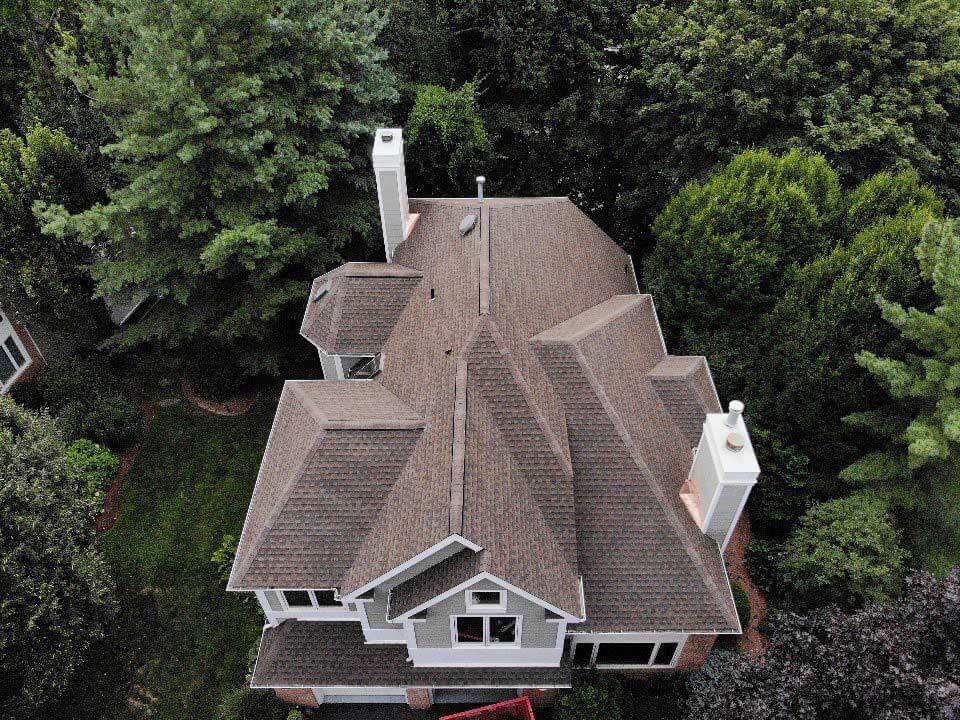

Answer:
[842,218,960,570]
[42,0,396,372]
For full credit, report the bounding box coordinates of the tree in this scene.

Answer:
[781,494,906,609]
[646,153,946,531]
[684,570,960,720]
[842,218,960,570]
[405,82,491,196]
[0,124,107,349]
[612,0,960,249]
[0,396,115,719]
[44,0,397,373]
[559,678,625,720]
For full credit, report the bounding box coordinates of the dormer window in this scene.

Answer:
[452,615,521,647]
[281,589,341,610]
[342,354,382,380]
[466,589,505,612]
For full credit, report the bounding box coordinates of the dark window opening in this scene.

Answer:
[595,643,654,666]
[572,643,594,666]
[489,616,517,644]
[654,642,678,665]
[0,347,15,383]
[283,590,313,608]
[471,591,502,606]
[430,288,436,300]
[4,337,24,367]
[313,590,338,606]
[456,616,484,644]
[344,354,381,380]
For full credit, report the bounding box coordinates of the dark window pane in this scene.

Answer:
[313,590,338,606]
[4,337,24,367]
[654,642,678,666]
[0,346,14,383]
[456,616,484,644]
[572,643,594,666]
[471,591,501,605]
[344,355,381,379]
[489,616,517,644]
[595,643,654,666]
[283,590,313,607]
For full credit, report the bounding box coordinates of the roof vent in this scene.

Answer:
[724,400,744,428]
[476,176,485,201]
[381,131,394,142]
[459,214,477,236]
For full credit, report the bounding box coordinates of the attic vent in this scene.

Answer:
[459,214,477,236]
[312,288,328,303]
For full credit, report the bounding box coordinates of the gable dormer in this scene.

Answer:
[300,262,423,379]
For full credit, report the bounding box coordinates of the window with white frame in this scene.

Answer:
[0,312,28,389]
[465,589,505,612]
[342,354,382,380]
[281,589,341,610]
[571,640,680,668]
[453,615,520,646]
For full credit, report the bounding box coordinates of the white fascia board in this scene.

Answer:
[341,534,482,602]
[391,572,582,623]
[253,683,572,690]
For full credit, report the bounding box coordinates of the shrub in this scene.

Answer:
[185,351,247,401]
[560,678,625,720]
[215,687,287,720]
[781,494,906,609]
[745,540,784,600]
[65,439,119,503]
[731,582,751,631]
[286,711,305,720]
[80,395,142,449]
[211,534,238,585]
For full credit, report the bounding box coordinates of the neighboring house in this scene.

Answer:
[0,291,153,395]
[228,129,760,709]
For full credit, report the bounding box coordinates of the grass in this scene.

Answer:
[55,397,276,720]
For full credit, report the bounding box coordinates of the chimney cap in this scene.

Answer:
[726,431,746,452]
[724,400,745,427]
[372,128,404,161]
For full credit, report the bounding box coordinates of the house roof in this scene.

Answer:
[252,621,572,688]
[231,196,739,632]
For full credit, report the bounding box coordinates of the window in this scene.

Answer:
[281,589,341,609]
[466,589,506,612]
[654,642,678,666]
[283,590,313,608]
[455,616,484,644]
[471,591,501,606]
[489,617,517,644]
[4,337,24,367]
[343,354,381,380]
[313,590,339,606]
[574,639,681,668]
[572,643,594,666]
[453,616,521,647]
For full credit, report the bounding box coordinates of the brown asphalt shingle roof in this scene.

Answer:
[231,196,739,632]
[252,621,571,688]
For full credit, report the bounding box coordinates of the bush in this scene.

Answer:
[731,582,751,631]
[215,687,287,720]
[745,540,784,600]
[560,678,625,720]
[80,395,142,449]
[211,534,238,585]
[65,439,119,503]
[185,350,247,401]
[781,494,906,609]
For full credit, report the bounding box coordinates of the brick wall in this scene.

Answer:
[406,688,433,709]
[674,634,716,670]
[520,688,560,707]
[275,688,319,708]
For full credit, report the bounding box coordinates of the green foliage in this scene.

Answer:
[53,403,270,720]
[185,346,247,401]
[406,83,491,195]
[745,539,784,599]
[65,437,119,502]
[286,711,305,720]
[647,151,945,531]
[730,581,752,631]
[214,687,287,720]
[211,534,238,585]
[0,396,116,719]
[560,678,625,720]
[842,218,960,570]
[44,0,397,373]
[80,394,141,449]
[684,571,960,720]
[0,124,104,342]
[781,494,906,608]
[614,0,960,246]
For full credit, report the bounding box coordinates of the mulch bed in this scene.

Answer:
[181,379,258,416]
[96,400,156,533]
[724,514,769,656]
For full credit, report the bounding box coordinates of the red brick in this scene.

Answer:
[275,688,319,708]
[406,688,432,709]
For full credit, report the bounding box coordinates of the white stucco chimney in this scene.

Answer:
[684,401,760,551]
[372,128,413,261]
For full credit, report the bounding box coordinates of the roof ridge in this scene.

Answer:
[449,360,468,535]
[563,341,735,625]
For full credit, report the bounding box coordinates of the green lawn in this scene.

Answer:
[55,397,275,720]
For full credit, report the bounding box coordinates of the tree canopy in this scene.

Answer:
[685,570,960,720]
[44,0,397,372]
[0,396,115,719]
